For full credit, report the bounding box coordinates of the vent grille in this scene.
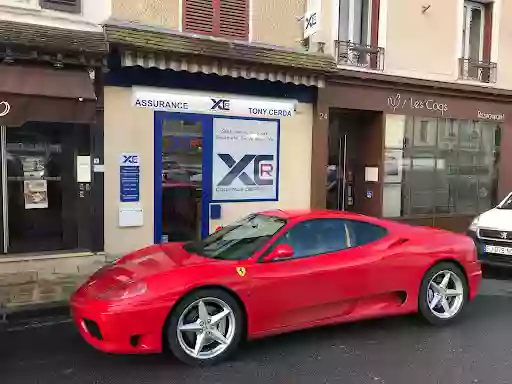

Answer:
[183,0,215,35]
[40,0,81,13]
[219,0,249,39]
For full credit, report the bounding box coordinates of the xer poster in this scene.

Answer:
[212,118,279,202]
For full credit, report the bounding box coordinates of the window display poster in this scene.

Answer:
[24,180,48,209]
[212,118,279,202]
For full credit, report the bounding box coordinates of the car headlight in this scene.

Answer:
[469,216,480,231]
[96,281,148,301]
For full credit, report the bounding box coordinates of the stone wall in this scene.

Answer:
[0,253,113,314]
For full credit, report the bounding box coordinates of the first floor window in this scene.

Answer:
[338,0,372,45]
[183,0,249,40]
[462,1,485,61]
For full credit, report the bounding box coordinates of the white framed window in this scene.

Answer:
[462,1,485,61]
[338,0,372,45]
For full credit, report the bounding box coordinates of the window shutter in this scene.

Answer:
[183,0,216,36]
[40,0,81,13]
[218,0,249,40]
[183,0,248,40]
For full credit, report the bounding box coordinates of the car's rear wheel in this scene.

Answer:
[166,289,244,366]
[418,262,468,325]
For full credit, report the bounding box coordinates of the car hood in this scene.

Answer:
[478,208,512,231]
[78,243,214,298]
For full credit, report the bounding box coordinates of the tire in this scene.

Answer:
[166,288,244,366]
[418,262,468,326]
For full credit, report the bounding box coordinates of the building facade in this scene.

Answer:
[102,1,333,256]
[0,0,333,313]
[0,0,109,312]
[307,0,512,232]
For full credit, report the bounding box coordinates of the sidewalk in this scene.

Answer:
[0,252,114,322]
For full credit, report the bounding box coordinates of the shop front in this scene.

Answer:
[0,64,102,255]
[104,83,315,256]
[313,79,512,232]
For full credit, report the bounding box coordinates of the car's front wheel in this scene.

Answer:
[418,262,468,325]
[166,288,244,366]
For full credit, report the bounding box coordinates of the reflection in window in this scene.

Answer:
[161,119,203,242]
[383,114,501,218]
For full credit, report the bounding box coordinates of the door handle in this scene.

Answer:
[388,238,409,249]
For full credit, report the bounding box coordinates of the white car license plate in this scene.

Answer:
[485,245,512,255]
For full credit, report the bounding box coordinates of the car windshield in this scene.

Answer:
[498,194,512,210]
[183,214,286,260]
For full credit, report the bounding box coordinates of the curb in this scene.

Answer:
[1,301,70,326]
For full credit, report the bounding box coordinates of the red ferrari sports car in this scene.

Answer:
[71,210,482,366]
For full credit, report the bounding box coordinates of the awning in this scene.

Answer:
[120,50,326,87]
[0,65,97,126]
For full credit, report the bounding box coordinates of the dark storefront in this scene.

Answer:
[312,75,512,233]
[0,22,106,255]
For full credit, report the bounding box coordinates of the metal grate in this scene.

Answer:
[478,229,512,242]
[458,58,497,83]
[335,41,385,71]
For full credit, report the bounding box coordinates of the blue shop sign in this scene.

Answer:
[120,153,140,202]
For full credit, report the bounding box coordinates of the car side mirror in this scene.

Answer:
[264,244,294,262]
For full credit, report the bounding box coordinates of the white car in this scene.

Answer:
[468,192,512,267]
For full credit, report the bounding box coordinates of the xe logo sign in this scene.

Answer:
[303,10,319,38]
[211,98,231,111]
[217,154,274,186]
[305,13,317,30]
[121,154,140,166]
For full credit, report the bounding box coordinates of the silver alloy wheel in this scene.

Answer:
[427,270,464,319]
[176,297,236,360]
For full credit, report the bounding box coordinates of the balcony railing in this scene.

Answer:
[335,41,385,71]
[458,58,497,83]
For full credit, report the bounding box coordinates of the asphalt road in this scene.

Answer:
[2,271,512,384]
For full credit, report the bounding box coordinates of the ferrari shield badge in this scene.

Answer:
[236,267,246,277]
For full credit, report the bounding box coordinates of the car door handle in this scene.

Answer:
[388,238,409,248]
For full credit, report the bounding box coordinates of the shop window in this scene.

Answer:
[183,0,249,40]
[40,0,81,13]
[382,114,501,218]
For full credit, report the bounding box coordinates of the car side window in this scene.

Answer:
[345,220,388,247]
[268,219,352,259]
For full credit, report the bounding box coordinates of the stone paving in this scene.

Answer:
[0,253,114,316]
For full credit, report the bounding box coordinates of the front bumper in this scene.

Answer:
[467,230,512,268]
[70,294,173,355]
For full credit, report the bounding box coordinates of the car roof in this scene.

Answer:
[257,209,374,221]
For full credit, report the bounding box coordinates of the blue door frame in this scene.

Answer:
[154,111,280,244]
[154,112,213,243]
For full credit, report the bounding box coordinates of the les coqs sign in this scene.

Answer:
[0,101,10,117]
[132,89,296,118]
